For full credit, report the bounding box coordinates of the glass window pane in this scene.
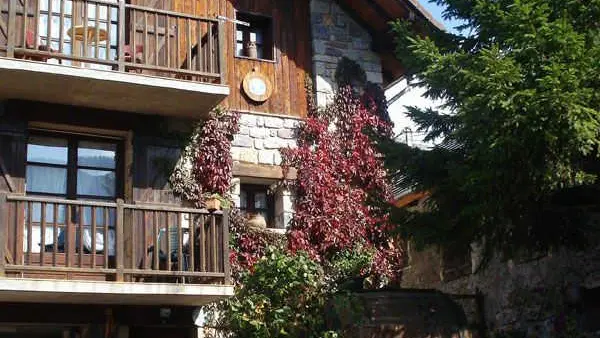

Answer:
[51,0,60,12]
[50,15,61,39]
[239,190,247,208]
[251,30,263,44]
[77,169,116,197]
[65,0,73,13]
[236,43,244,56]
[64,17,72,41]
[39,0,49,11]
[29,202,67,223]
[255,192,267,209]
[27,136,68,164]
[26,165,67,194]
[38,15,48,39]
[78,141,116,169]
[79,206,115,226]
[236,29,243,41]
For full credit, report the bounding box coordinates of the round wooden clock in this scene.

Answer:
[242,69,273,103]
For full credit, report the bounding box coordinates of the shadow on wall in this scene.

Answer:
[345,290,475,338]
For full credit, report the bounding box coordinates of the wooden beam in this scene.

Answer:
[0,155,16,193]
[233,162,296,180]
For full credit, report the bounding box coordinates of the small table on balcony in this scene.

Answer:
[67,25,109,68]
[67,25,108,44]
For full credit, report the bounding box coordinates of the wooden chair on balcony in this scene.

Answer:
[14,30,55,62]
[142,226,190,283]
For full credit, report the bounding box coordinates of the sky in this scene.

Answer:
[417,0,464,34]
[384,1,464,148]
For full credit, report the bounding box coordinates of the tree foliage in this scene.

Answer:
[387,0,600,258]
[281,84,403,283]
[220,248,337,338]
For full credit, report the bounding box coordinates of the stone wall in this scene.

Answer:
[231,112,299,166]
[230,111,300,229]
[310,0,383,106]
[402,244,600,336]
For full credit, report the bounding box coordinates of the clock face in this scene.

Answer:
[249,77,267,96]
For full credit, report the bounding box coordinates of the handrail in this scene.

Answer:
[124,3,219,22]
[5,194,224,215]
[1,0,224,84]
[124,202,224,215]
[6,194,117,208]
[1,193,230,284]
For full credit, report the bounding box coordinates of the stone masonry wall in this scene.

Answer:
[230,112,300,229]
[231,112,299,166]
[310,0,383,106]
[402,245,600,336]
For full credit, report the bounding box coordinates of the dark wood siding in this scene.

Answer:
[1,101,191,207]
[172,0,311,117]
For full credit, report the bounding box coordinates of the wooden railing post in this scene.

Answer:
[218,20,226,85]
[117,0,126,72]
[0,194,6,276]
[6,0,17,57]
[116,199,124,281]
[221,209,230,284]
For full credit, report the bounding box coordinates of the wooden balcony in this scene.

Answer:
[0,194,233,306]
[0,0,229,117]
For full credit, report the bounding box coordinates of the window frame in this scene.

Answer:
[26,130,124,202]
[238,184,275,228]
[234,10,275,62]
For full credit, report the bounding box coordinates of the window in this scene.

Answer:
[25,133,120,240]
[235,12,273,60]
[38,0,119,68]
[238,184,275,227]
[26,133,119,200]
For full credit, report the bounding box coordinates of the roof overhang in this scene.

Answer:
[336,0,443,85]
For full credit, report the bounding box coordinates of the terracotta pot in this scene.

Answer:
[247,213,267,229]
[205,198,221,211]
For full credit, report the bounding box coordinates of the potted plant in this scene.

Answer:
[204,193,229,211]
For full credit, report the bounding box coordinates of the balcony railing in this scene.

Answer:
[0,194,231,285]
[0,0,225,83]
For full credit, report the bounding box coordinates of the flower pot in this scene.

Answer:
[205,198,221,211]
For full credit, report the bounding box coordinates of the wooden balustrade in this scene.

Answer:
[0,194,230,285]
[0,0,223,83]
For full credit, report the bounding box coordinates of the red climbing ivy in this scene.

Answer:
[281,86,404,282]
[193,109,240,198]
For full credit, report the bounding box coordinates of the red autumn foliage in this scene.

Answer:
[281,86,404,281]
[193,110,240,198]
